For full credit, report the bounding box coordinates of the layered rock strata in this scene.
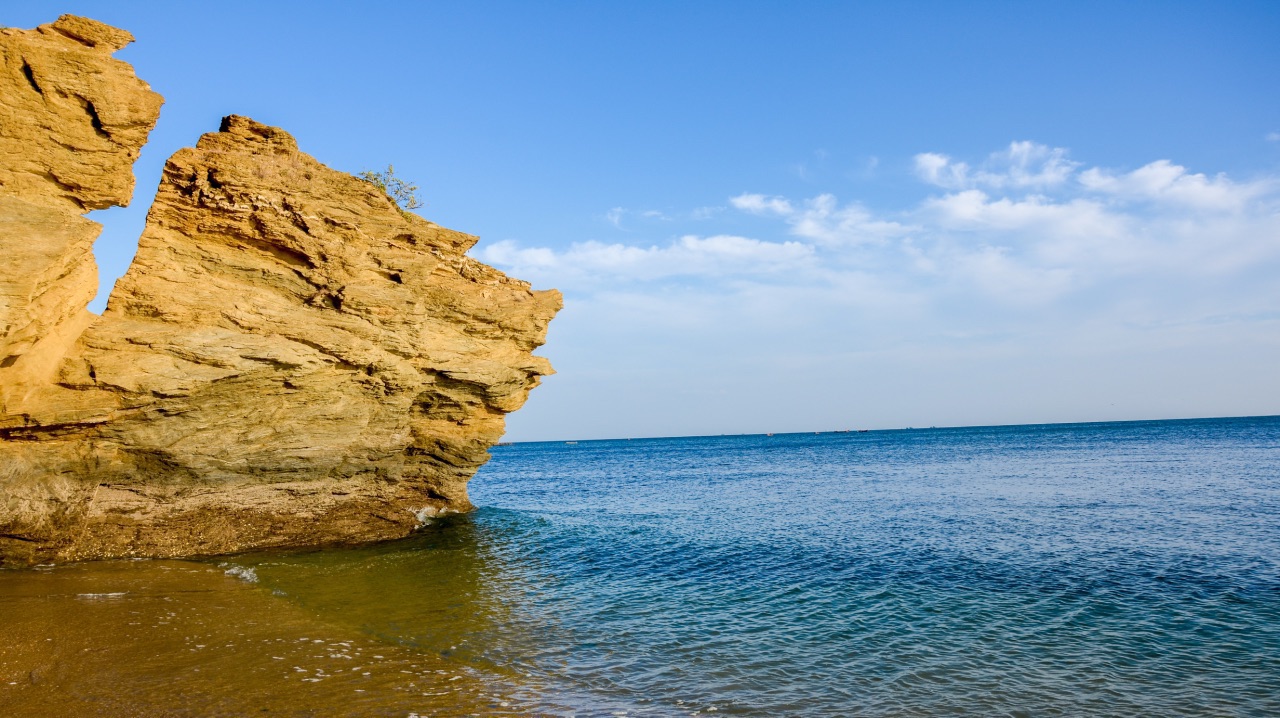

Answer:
[0,17,560,566]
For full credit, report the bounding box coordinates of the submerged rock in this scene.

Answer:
[0,16,560,566]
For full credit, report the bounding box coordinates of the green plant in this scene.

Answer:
[358,164,422,215]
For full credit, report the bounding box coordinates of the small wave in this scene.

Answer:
[411,504,458,527]
[75,592,127,600]
[222,565,258,583]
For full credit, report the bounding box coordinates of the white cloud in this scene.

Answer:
[989,141,1079,188]
[729,193,793,215]
[1267,131,1280,142]
[481,142,1280,312]
[922,190,1127,243]
[602,206,678,229]
[788,194,912,246]
[914,152,969,189]
[915,141,1079,190]
[731,192,911,246]
[1079,160,1271,211]
[477,234,814,284]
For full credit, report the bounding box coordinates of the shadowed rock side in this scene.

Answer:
[0,18,560,566]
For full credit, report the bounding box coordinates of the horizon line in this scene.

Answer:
[496,412,1280,445]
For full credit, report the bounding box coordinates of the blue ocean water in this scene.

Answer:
[248,416,1280,716]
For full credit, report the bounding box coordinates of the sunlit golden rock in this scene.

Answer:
[0,17,559,566]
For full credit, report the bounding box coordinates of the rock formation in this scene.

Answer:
[0,16,560,567]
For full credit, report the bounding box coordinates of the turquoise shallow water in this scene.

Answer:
[228,416,1280,716]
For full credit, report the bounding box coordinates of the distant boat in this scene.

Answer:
[565,441,578,445]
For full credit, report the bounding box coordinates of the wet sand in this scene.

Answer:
[0,559,522,717]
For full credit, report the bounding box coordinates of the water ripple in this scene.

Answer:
[239,417,1280,716]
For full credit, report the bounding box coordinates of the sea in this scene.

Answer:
[1,416,1277,716]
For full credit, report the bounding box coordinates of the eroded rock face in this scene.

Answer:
[0,17,560,566]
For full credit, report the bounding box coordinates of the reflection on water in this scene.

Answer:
[226,516,570,705]
[0,520,541,717]
[227,514,628,714]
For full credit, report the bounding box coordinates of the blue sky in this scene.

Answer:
[12,1,1280,440]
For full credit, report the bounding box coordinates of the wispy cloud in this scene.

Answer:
[478,234,814,284]
[861,156,880,178]
[915,141,1079,190]
[731,193,912,247]
[729,193,793,215]
[1079,160,1272,211]
[481,141,1280,319]
[602,206,691,228]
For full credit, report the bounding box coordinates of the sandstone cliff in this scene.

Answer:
[0,16,560,566]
